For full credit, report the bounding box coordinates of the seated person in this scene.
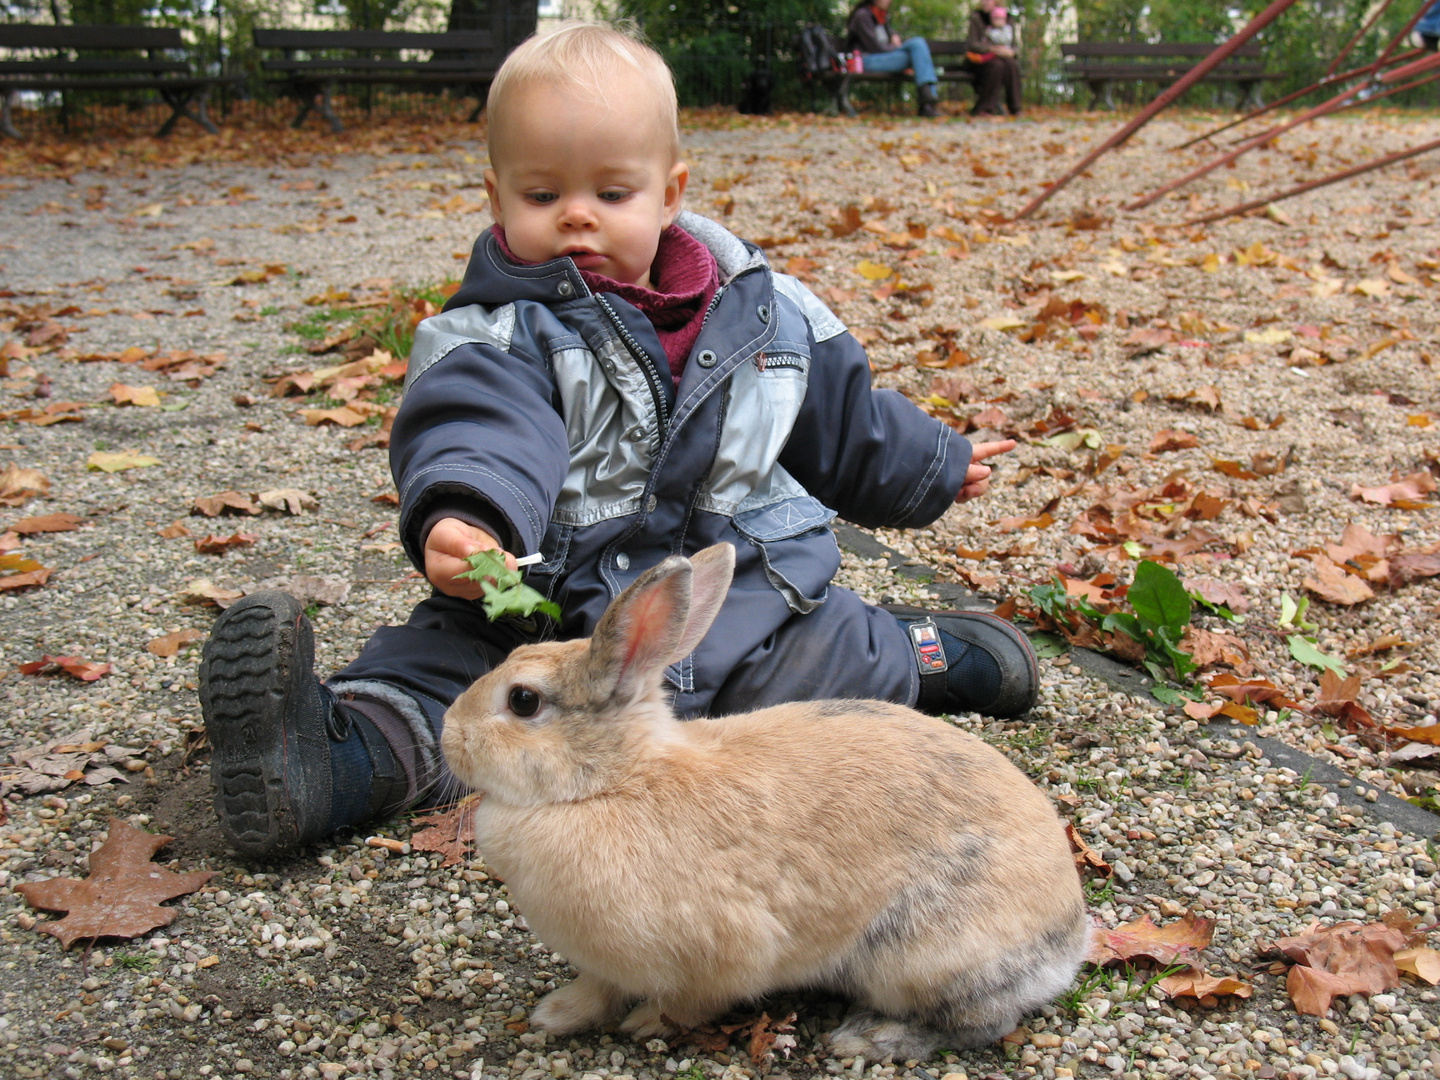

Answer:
[846,0,941,117]
[1420,0,1440,51]
[966,0,1022,116]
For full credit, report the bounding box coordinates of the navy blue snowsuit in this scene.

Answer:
[329,212,975,746]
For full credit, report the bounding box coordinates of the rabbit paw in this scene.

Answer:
[618,999,721,1039]
[531,973,629,1035]
[829,1010,944,1064]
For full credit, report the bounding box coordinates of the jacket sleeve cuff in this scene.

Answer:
[412,494,517,562]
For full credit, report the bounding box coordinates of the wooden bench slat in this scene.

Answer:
[252,29,492,52]
[0,58,189,74]
[0,25,183,50]
[1061,41,1263,59]
[1061,39,1277,110]
[262,58,490,73]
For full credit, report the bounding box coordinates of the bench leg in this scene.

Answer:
[1238,80,1263,111]
[1086,79,1115,110]
[0,90,20,141]
[466,81,491,123]
[157,86,219,137]
[317,80,343,133]
[835,74,858,118]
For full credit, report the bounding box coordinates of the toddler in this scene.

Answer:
[198,22,1036,858]
[986,6,1016,52]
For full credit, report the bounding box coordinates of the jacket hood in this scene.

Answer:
[443,211,767,312]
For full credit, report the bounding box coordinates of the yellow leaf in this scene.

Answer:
[1386,264,1417,285]
[853,260,893,281]
[1200,253,1221,274]
[87,451,162,472]
[980,315,1026,332]
[1244,328,1292,346]
[131,203,164,218]
[1311,278,1344,298]
[109,383,161,407]
[1051,269,1087,283]
[1098,259,1129,277]
[1395,947,1440,984]
[1353,279,1389,297]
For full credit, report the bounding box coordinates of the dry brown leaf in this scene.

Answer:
[1088,912,1215,967]
[10,512,82,534]
[1303,557,1376,606]
[410,793,482,868]
[301,406,368,428]
[1349,471,1437,507]
[0,463,49,507]
[108,383,161,407]
[179,578,245,608]
[1150,429,1199,453]
[1394,947,1440,985]
[191,490,260,517]
[15,818,215,948]
[256,488,318,515]
[194,532,257,555]
[146,629,203,658]
[1180,627,1252,674]
[1157,966,1253,1004]
[1065,822,1111,879]
[1273,919,1411,1017]
[17,654,111,681]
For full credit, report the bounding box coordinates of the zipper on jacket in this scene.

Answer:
[595,293,671,436]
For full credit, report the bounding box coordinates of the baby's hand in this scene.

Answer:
[424,518,514,599]
[955,439,1016,503]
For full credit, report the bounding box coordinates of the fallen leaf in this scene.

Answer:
[194,531,257,554]
[853,260,893,281]
[300,406,367,428]
[17,654,111,681]
[15,818,215,949]
[146,629,203,658]
[409,793,483,868]
[1394,947,1440,985]
[1089,912,1215,967]
[1303,558,1376,606]
[1158,966,1253,1004]
[980,315,1026,332]
[87,451,161,473]
[108,383,161,407]
[1065,822,1111,878]
[0,552,53,591]
[0,464,49,506]
[191,490,261,517]
[179,578,245,607]
[248,574,350,608]
[10,512,82,534]
[1150,429,1200,453]
[256,488,318,515]
[1273,919,1409,1016]
[1350,472,1436,507]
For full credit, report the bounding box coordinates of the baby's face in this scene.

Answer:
[485,75,688,289]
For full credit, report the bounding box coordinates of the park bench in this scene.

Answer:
[252,28,497,132]
[0,23,241,140]
[1061,41,1281,111]
[831,39,979,117]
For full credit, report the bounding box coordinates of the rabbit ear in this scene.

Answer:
[669,543,734,661]
[587,544,735,707]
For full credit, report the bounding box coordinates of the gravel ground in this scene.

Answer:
[1,106,1438,1080]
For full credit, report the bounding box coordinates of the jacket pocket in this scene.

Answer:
[731,495,839,614]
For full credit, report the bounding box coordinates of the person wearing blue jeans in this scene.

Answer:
[846,0,941,116]
[1419,0,1440,51]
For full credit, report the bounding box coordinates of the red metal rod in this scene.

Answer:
[1325,0,1398,77]
[1133,50,1440,211]
[1172,48,1422,152]
[1372,1,1431,67]
[1012,0,1303,221]
[1312,65,1440,119]
[1180,135,1440,227]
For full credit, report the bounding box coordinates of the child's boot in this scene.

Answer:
[887,606,1039,718]
[199,591,438,857]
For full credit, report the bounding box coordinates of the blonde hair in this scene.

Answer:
[485,22,680,166]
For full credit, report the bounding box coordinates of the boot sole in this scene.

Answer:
[198,594,312,856]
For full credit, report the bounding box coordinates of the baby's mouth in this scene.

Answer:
[563,250,606,267]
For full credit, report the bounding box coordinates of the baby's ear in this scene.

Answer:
[484,169,504,226]
[662,161,689,226]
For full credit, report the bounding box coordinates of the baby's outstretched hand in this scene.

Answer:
[425,518,513,599]
[955,439,1016,503]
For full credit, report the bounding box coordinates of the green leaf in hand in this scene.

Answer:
[455,549,560,622]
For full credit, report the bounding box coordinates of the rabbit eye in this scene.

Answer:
[508,686,542,718]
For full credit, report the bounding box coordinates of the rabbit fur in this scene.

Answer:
[441,543,1089,1060]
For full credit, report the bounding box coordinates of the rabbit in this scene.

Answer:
[440,542,1090,1061]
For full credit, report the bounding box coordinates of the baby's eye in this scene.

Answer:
[526,191,558,205]
[598,190,631,203]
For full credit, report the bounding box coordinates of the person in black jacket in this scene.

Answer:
[965,0,1022,116]
[846,0,942,116]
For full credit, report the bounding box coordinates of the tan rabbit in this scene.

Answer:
[441,543,1089,1061]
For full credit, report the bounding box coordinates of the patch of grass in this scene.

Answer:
[113,951,158,971]
[1084,877,1117,905]
[259,305,280,317]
